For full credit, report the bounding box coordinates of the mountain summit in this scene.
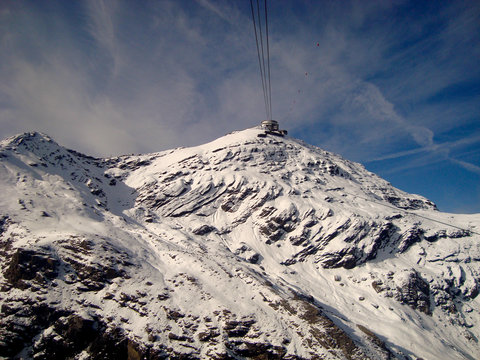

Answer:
[0,129,479,359]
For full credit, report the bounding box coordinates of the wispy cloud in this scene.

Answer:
[451,158,480,176]
[195,0,234,24]
[85,0,121,77]
[0,0,478,211]
[371,134,480,162]
[368,133,480,180]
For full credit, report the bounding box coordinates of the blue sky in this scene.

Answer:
[1,0,479,213]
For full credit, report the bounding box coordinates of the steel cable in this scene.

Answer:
[250,0,272,121]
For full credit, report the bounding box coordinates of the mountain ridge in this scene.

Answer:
[0,128,479,359]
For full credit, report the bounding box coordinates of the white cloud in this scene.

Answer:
[0,0,478,213]
[195,0,234,24]
[0,0,478,167]
[450,158,480,176]
[85,0,122,76]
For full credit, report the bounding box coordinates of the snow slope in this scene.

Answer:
[0,129,479,359]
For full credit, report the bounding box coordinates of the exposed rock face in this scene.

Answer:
[394,270,431,315]
[4,249,59,289]
[0,129,479,359]
[398,227,424,253]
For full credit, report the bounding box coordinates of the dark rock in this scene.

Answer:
[4,249,58,289]
[0,215,11,236]
[192,225,216,236]
[259,204,300,243]
[296,299,368,359]
[448,229,471,238]
[304,218,318,228]
[260,224,284,242]
[318,249,357,269]
[43,315,98,356]
[465,282,479,300]
[247,252,260,264]
[366,222,396,261]
[0,303,69,358]
[226,341,283,358]
[90,188,105,197]
[220,187,257,213]
[259,206,276,218]
[165,308,185,321]
[398,228,424,253]
[281,258,297,266]
[63,252,127,291]
[168,333,191,341]
[157,293,170,301]
[223,319,254,337]
[395,271,431,315]
[384,196,436,210]
[371,280,384,293]
[289,228,311,246]
[198,328,220,342]
[385,214,402,220]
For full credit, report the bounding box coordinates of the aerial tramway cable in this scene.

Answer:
[247,3,476,234]
[250,0,272,121]
[265,0,272,121]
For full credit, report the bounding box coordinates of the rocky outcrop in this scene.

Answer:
[4,249,58,290]
[394,270,431,315]
[1,130,478,359]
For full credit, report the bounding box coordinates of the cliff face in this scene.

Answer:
[0,129,479,359]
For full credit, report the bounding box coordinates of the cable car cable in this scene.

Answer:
[264,0,272,120]
[250,0,272,121]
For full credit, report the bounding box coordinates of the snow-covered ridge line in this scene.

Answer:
[0,129,479,359]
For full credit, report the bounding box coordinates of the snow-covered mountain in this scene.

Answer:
[0,128,479,359]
